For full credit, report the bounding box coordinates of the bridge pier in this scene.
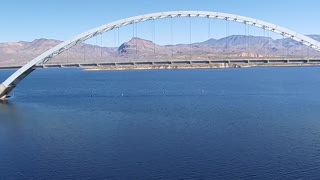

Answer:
[0,84,6,96]
[0,84,10,100]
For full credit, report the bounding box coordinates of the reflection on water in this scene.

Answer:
[0,102,25,124]
[1,67,320,179]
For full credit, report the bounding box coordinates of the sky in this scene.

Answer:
[1,0,320,46]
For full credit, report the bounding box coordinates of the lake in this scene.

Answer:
[1,67,320,179]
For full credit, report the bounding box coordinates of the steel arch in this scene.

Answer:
[1,11,320,99]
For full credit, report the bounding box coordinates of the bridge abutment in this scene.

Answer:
[0,84,8,100]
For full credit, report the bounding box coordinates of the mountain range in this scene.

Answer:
[1,35,320,66]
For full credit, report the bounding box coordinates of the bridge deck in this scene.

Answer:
[1,59,320,70]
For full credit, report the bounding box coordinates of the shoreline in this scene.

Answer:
[84,63,320,71]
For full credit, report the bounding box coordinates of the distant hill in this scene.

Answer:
[1,35,320,66]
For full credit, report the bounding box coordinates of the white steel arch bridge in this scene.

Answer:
[1,11,320,100]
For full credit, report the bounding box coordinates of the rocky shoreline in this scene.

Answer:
[84,63,320,71]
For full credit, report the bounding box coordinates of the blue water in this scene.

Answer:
[1,67,320,179]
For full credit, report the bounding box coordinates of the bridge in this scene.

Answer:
[1,11,320,100]
[1,58,320,70]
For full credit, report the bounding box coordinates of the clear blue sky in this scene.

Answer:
[1,0,320,45]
